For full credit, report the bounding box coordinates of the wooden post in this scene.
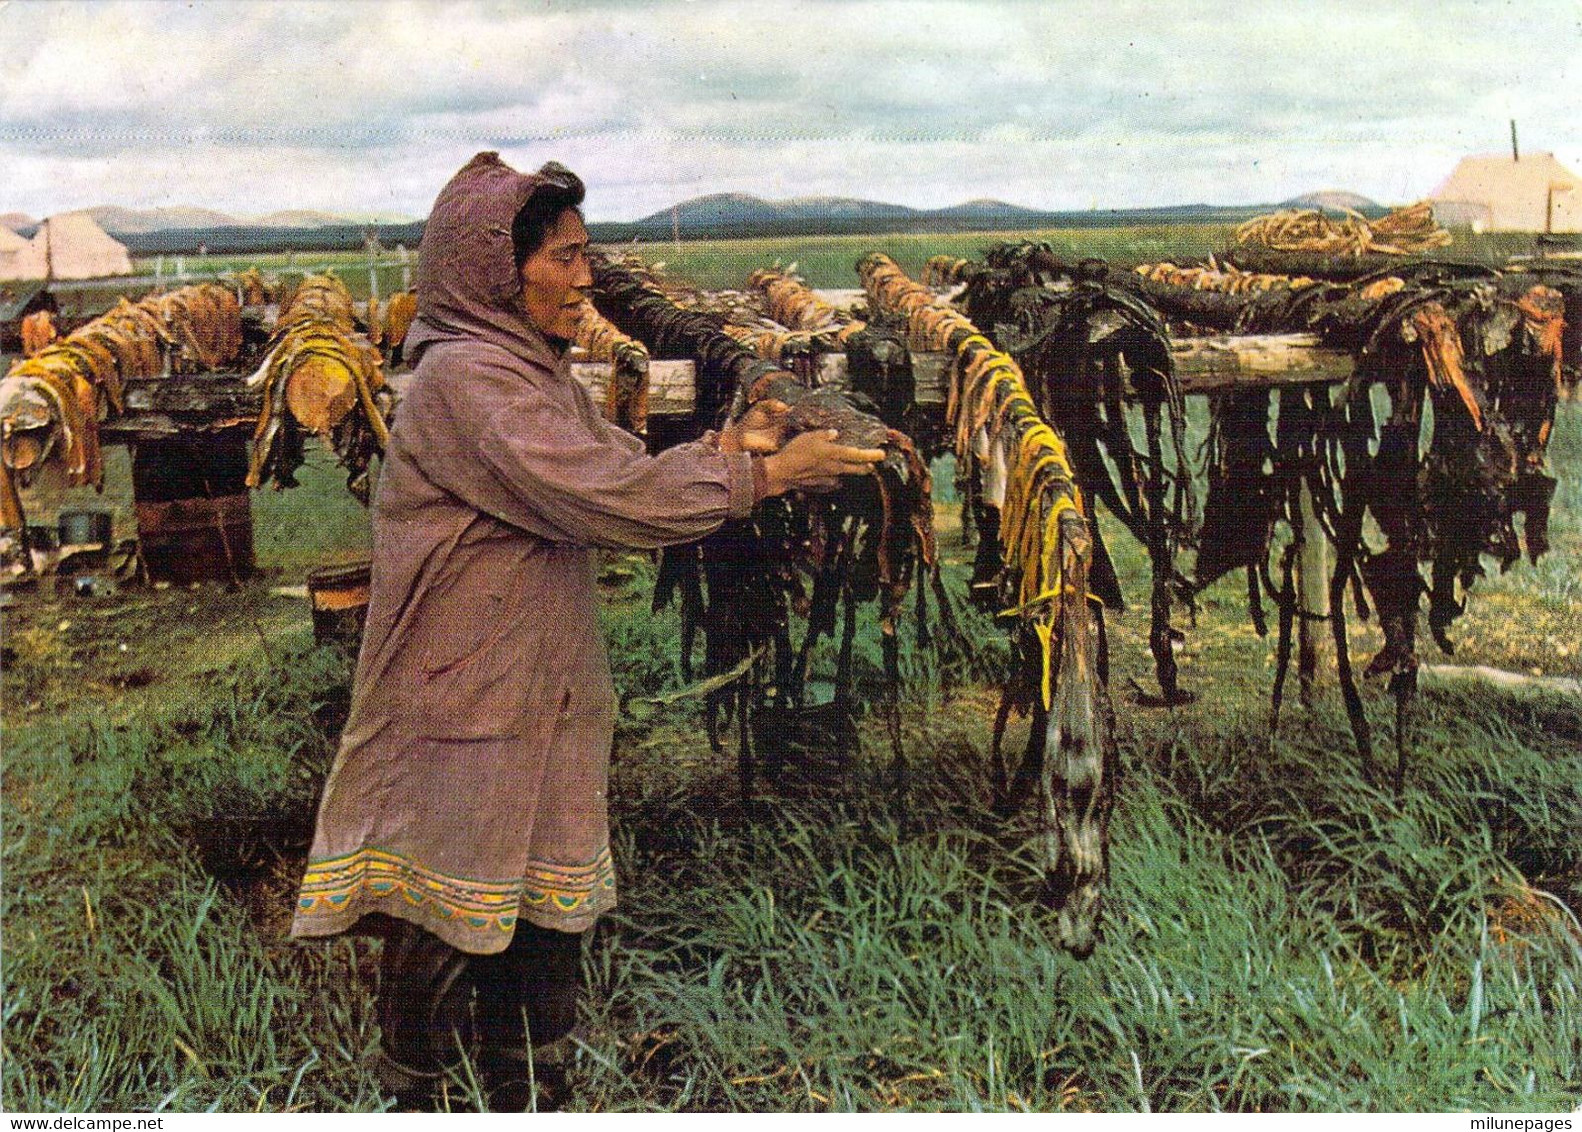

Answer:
[396,244,411,292]
[1296,478,1330,705]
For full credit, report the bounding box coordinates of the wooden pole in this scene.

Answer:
[1296,477,1330,705]
[367,235,382,302]
[113,342,1354,435]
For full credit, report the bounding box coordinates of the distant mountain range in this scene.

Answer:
[4,190,1388,254]
[87,205,242,233]
[70,205,418,234]
[602,190,1388,241]
[617,193,1052,236]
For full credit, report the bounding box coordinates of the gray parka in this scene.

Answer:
[292,153,753,953]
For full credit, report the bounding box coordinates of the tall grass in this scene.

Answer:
[8,530,1574,1112]
[1,640,391,1112]
[578,672,1581,1112]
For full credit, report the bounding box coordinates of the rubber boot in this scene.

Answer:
[375,919,475,1110]
[471,921,586,1111]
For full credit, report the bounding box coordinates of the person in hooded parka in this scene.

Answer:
[288,153,881,1110]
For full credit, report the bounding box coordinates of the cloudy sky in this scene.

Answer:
[1,0,1578,222]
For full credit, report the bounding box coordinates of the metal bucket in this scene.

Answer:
[307,561,372,649]
[58,509,112,547]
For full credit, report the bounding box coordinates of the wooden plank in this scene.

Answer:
[904,339,1350,402]
[568,359,695,417]
[913,352,951,404]
[101,334,1356,439]
[107,374,260,438]
[1170,334,1352,393]
[349,358,698,420]
[107,360,697,438]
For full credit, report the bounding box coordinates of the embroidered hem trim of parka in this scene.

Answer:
[296,845,616,933]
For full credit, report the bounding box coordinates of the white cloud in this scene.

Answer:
[0,0,1576,220]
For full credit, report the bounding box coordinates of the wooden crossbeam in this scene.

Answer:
[108,377,261,438]
[1167,334,1352,393]
[568,359,699,417]
[102,336,1355,438]
[790,336,1349,402]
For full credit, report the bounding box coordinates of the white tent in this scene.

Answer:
[0,211,135,282]
[0,224,30,281]
[1429,152,1582,234]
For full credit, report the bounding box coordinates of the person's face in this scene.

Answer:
[518,208,593,340]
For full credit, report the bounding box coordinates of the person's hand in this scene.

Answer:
[718,399,792,454]
[761,429,885,495]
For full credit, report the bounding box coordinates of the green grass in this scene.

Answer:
[589,686,1580,1111]
[250,447,374,574]
[123,223,1536,301]
[1,640,388,1112]
[602,225,1243,291]
[4,261,1579,1111]
[131,226,1237,298]
[5,568,1577,1111]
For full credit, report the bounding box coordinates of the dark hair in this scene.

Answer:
[511,161,586,271]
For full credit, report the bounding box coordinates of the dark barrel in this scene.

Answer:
[131,434,255,585]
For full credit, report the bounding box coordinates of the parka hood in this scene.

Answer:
[410,151,572,368]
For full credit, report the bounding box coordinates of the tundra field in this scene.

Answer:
[2,225,1580,1113]
[119,222,1538,299]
